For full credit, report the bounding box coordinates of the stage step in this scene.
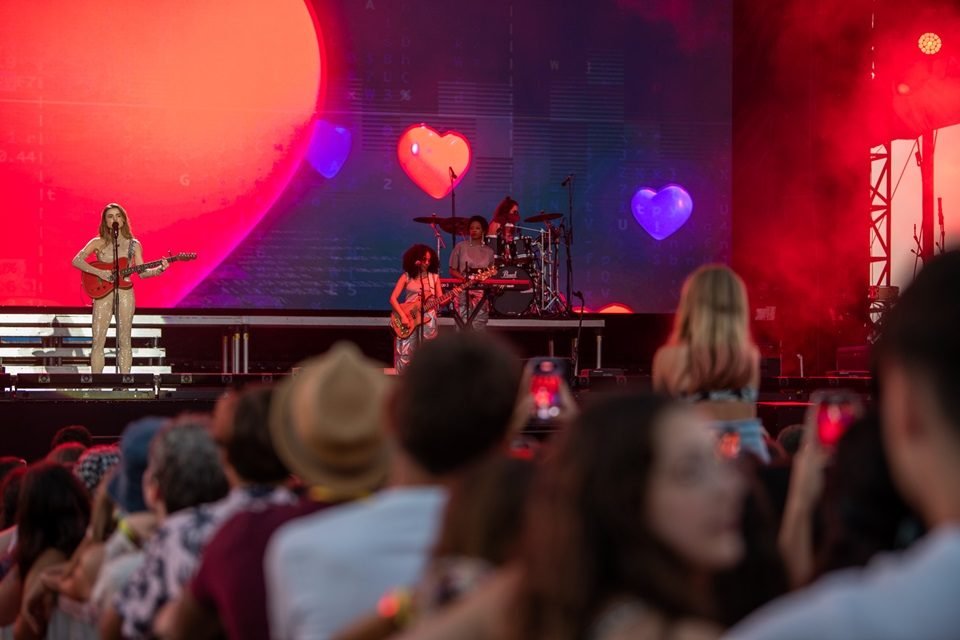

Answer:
[0,347,166,359]
[1,365,172,374]
[0,327,161,338]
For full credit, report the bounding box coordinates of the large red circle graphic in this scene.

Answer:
[0,1,323,306]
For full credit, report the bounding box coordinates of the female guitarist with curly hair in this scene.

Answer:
[389,244,443,373]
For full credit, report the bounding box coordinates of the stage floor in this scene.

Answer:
[0,310,607,375]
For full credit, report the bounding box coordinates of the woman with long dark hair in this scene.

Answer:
[511,394,746,639]
[0,462,90,637]
[393,394,750,640]
[487,196,519,242]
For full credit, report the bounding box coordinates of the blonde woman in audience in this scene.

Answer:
[653,264,768,462]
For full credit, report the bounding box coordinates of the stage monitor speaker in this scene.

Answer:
[157,373,286,400]
[835,345,871,375]
[577,368,626,390]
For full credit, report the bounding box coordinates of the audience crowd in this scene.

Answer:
[1,252,959,639]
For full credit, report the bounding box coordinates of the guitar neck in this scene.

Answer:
[120,257,172,277]
[423,287,457,313]
[417,281,470,314]
[406,268,494,315]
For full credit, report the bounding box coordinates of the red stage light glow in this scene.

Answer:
[0,1,324,306]
[596,303,635,314]
[396,125,471,199]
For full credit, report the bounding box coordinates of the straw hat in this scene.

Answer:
[270,342,391,493]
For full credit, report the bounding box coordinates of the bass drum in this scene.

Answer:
[491,266,535,316]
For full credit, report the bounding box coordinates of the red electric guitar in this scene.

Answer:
[81,252,197,299]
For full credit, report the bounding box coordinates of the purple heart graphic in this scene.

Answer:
[306,119,352,178]
[631,184,694,240]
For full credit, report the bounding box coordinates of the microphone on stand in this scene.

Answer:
[561,174,573,187]
[448,166,457,180]
[111,221,120,237]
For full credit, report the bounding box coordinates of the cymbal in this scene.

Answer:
[525,212,563,223]
[436,217,470,233]
[413,215,471,232]
[412,215,445,224]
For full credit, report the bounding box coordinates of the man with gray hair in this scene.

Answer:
[111,388,297,639]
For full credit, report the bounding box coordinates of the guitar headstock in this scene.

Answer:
[169,252,197,262]
[473,266,497,281]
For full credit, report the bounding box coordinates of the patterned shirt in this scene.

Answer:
[114,484,297,639]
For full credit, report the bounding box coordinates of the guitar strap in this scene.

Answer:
[411,272,434,302]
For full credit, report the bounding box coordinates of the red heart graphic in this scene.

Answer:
[397,125,471,199]
[0,0,323,307]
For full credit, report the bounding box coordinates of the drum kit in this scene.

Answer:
[412,211,567,317]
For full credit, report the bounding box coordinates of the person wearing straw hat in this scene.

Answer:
[167,341,393,640]
[265,332,525,640]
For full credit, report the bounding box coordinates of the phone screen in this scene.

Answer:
[528,358,567,422]
[717,430,742,459]
[814,392,862,448]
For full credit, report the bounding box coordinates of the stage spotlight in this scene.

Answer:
[918,32,942,55]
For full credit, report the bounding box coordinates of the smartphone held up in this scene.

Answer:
[526,357,570,427]
[810,390,864,449]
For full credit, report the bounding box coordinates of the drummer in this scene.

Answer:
[488,196,520,253]
[449,215,496,330]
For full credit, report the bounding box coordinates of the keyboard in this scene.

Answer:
[440,278,532,289]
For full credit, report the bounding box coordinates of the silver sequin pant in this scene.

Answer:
[91,288,135,373]
[394,310,438,373]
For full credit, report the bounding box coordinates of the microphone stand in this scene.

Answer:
[572,291,585,378]
[562,174,575,316]
[462,259,474,331]
[417,267,428,347]
[111,224,121,374]
[937,197,946,255]
[448,168,458,252]
[430,223,446,269]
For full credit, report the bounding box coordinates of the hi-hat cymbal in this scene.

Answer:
[525,212,563,223]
